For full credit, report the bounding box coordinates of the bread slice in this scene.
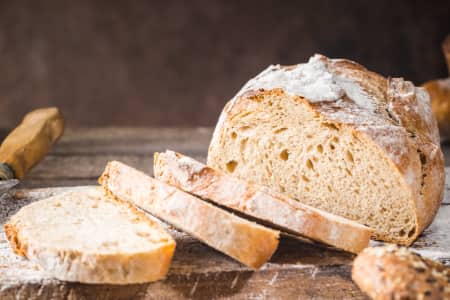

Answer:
[154,150,371,253]
[352,245,450,299]
[99,161,280,269]
[3,187,176,284]
[207,54,445,245]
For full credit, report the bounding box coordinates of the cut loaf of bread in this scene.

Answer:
[208,54,445,245]
[4,187,176,284]
[352,245,450,300]
[154,150,371,253]
[99,161,280,269]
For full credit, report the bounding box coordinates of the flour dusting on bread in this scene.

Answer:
[237,54,376,112]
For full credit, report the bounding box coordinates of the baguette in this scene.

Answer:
[352,245,450,300]
[4,187,176,284]
[99,161,280,269]
[207,54,444,245]
[154,150,371,253]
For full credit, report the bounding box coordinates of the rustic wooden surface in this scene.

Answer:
[0,127,449,300]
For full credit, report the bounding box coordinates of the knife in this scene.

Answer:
[0,107,64,196]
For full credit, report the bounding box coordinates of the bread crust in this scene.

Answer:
[154,150,371,253]
[423,78,450,138]
[3,187,176,284]
[99,161,280,269]
[208,54,444,245]
[352,245,450,300]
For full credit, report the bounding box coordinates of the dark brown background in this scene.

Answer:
[0,0,449,128]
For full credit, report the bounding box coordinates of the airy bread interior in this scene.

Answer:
[208,92,417,243]
[4,187,175,284]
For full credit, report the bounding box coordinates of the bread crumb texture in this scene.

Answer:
[4,187,175,284]
[208,54,444,245]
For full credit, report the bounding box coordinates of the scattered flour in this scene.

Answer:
[237,54,376,111]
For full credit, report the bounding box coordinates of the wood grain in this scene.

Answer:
[0,127,449,299]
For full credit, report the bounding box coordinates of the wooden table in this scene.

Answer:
[1,128,449,300]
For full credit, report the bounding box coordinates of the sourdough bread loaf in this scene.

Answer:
[207,54,444,245]
[352,245,450,300]
[4,187,176,284]
[99,161,280,269]
[154,150,371,253]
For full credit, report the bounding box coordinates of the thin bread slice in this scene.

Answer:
[99,161,280,269]
[154,150,371,253]
[3,187,176,284]
[352,245,450,299]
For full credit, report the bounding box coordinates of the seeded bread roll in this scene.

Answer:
[208,54,444,245]
[4,187,176,284]
[352,245,450,300]
[154,150,371,253]
[99,161,280,269]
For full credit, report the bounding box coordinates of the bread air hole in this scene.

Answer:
[317,144,323,153]
[345,168,352,176]
[306,159,315,171]
[239,126,251,132]
[274,127,287,134]
[230,132,237,139]
[346,150,354,163]
[280,149,289,161]
[225,160,238,173]
[321,122,339,131]
[240,138,248,153]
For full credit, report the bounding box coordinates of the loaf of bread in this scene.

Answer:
[423,35,450,139]
[99,161,280,269]
[424,78,450,138]
[352,245,450,300]
[208,54,444,245]
[4,187,176,284]
[154,150,371,253]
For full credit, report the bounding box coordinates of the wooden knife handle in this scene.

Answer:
[0,107,64,179]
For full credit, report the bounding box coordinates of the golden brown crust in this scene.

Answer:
[352,246,450,300]
[3,223,27,257]
[100,161,280,269]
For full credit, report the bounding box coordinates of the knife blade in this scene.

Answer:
[0,107,64,196]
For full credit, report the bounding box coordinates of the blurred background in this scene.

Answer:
[0,0,449,128]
